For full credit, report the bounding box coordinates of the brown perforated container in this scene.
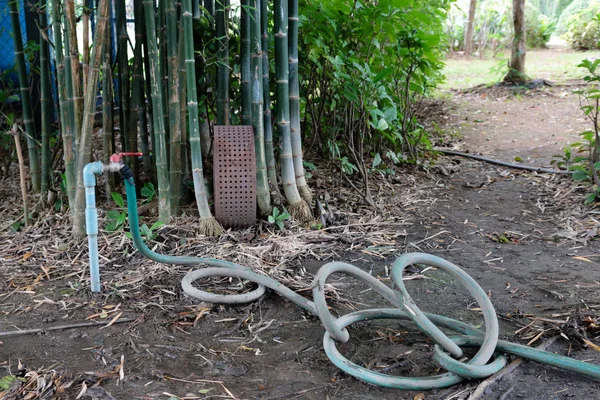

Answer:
[213,125,257,228]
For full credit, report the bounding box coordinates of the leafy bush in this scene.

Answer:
[564,2,600,49]
[526,3,557,48]
[299,0,451,199]
[556,0,590,34]
[553,59,600,204]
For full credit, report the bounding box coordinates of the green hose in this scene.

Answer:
[120,169,600,390]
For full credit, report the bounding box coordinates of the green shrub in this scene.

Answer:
[557,0,591,34]
[564,1,600,49]
[299,0,451,166]
[526,3,556,49]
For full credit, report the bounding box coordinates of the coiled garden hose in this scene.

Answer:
[120,168,600,390]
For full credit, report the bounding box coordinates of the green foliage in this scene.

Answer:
[554,58,600,205]
[268,207,290,230]
[564,2,600,49]
[556,0,591,34]
[106,192,127,231]
[129,220,165,241]
[526,3,557,48]
[447,0,511,55]
[141,181,156,204]
[0,375,23,390]
[300,0,452,177]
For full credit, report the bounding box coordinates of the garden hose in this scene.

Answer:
[120,167,600,390]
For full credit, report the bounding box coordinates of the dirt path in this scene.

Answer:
[445,85,589,167]
[1,87,600,400]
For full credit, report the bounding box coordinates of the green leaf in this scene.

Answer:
[573,171,590,181]
[585,192,598,205]
[106,221,118,231]
[268,216,275,223]
[272,207,280,218]
[111,192,125,208]
[376,118,389,131]
[150,220,164,231]
[372,153,382,169]
[107,210,121,220]
[117,213,127,226]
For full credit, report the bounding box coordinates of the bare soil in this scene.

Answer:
[1,84,600,400]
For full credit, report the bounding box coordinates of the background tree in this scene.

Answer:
[505,0,528,83]
[464,0,477,56]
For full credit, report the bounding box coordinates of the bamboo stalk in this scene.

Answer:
[178,22,189,178]
[183,0,224,236]
[64,0,83,154]
[251,0,271,216]
[216,0,230,125]
[199,1,212,158]
[134,0,153,180]
[72,0,111,238]
[12,125,28,226]
[9,0,40,192]
[166,0,182,215]
[102,54,115,201]
[116,0,130,154]
[82,6,91,91]
[158,0,169,144]
[240,0,252,126]
[288,0,312,205]
[40,0,52,195]
[144,0,172,223]
[51,0,76,208]
[261,0,281,196]
[128,2,144,187]
[274,0,311,222]
[142,22,157,178]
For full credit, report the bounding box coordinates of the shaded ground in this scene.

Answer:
[2,83,600,399]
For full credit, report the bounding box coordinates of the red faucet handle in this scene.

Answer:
[120,152,143,158]
[110,152,143,163]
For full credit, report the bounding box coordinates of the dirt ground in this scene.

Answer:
[2,85,600,400]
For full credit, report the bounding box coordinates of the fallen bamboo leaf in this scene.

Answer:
[573,256,593,263]
[583,339,600,352]
[75,382,87,399]
[100,311,123,329]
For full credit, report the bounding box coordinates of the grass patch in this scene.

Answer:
[441,49,600,90]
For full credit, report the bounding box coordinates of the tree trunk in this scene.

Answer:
[505,0,528,83]
[464,0,477,56]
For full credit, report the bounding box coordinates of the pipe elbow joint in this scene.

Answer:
[83,161,105,187]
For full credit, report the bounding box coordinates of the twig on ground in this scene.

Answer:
[0,317,136,338]
[467,335,559,400]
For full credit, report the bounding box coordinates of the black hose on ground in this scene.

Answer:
[435,148,573,175]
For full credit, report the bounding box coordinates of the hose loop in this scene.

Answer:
[120,177,600,390]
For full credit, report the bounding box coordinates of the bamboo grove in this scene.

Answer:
[7,0,315,238]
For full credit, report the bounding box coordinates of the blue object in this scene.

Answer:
[84,161,104,292]
[0,0,27,89]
